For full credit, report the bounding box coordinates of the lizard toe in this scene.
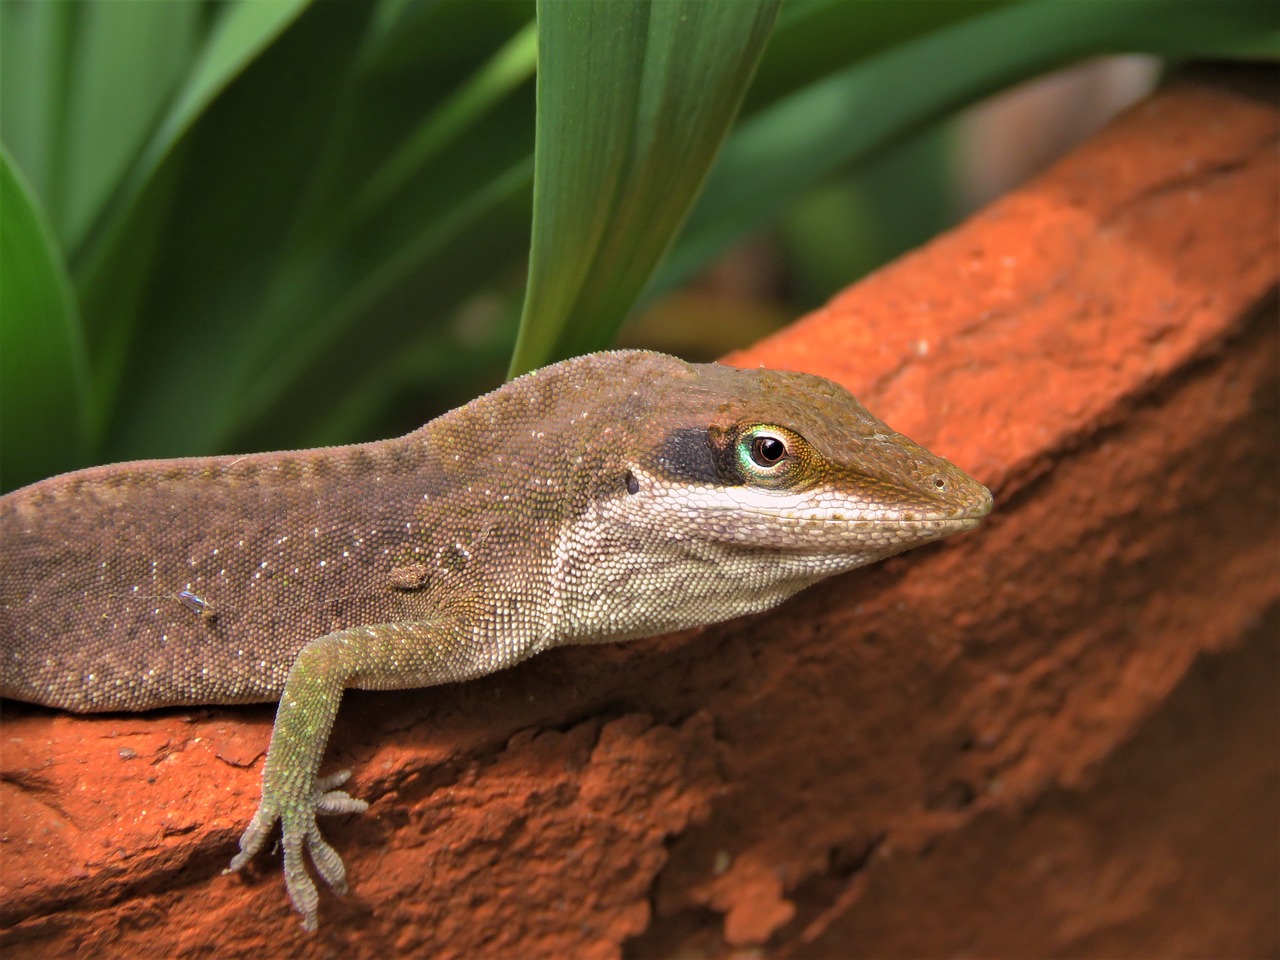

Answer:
[315,769,353,792]
[315,768,369,815]
[315,790,369,815]
[283,829,321,933]
[307,828,349,894]
[226,802,279,873]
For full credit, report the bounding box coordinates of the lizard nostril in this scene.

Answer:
[932,475,948,491]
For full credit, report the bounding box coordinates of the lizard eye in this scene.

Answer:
[751,434,787,467]
[729,424,813,488]
[735,426,803,485]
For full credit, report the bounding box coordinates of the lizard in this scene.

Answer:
[0,349,992,931]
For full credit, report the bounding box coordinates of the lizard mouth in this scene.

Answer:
[928,514,986,534]
[723,506,989,529]
[620,467,993,545]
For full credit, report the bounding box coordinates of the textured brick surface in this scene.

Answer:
[2,71,1277,958]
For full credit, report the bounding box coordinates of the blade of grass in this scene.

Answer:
[215,157,535,453]
[508,0,781,377]
[0,148,88,490]
[0,0,74,218]
[345,20,536,230]
[75,0,312,275]
[96,3,538,459]
[71,0,315,422]
[746,0,1012,114]
[58,0,202,254]
[650,0,1280,298]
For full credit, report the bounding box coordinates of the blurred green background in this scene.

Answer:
[1,0,1274,492]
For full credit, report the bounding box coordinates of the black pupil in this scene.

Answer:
[752,436,786,466]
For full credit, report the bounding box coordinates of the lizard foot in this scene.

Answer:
[226,769,370,932]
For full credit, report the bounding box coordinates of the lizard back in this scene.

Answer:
[0,351,703,712]
[0,438,457,710]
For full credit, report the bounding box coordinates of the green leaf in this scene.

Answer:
[780,121,956,309]
[650,0,1280,297]
[84,1,376,459]
[0,0,74,219]
[75,0,326,452]
[56,1,203,255]
[73,0,313,323]
[85,3,540,459]
[508,0,782,377]
[128,0,314,215]
[222,155,535,453]
[0,148,88,491]
[745,0,1011,113]
[344,20,537,231]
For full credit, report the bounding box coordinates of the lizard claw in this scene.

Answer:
[226,768,369,932]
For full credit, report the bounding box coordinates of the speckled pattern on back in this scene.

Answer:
[1,350,990,713]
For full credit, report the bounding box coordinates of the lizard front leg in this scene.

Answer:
[227,616,484,931]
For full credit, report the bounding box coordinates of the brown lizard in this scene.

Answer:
[0,350,992,930]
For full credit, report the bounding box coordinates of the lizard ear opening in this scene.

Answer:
[625,470,640,495]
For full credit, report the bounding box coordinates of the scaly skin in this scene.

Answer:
[0,350,992,930]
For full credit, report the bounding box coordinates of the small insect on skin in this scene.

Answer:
[387,564,430,591]
[177,590,217,623]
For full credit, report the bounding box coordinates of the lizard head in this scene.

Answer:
[606,352,993,566]
[525,351,992,643]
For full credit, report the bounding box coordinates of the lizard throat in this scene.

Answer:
[541,468,984,647]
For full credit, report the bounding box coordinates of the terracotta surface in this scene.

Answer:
[2,72,1277,958]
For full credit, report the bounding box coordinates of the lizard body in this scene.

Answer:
[0,350,991,929]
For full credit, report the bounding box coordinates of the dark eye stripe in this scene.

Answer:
[656,427,721,484]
